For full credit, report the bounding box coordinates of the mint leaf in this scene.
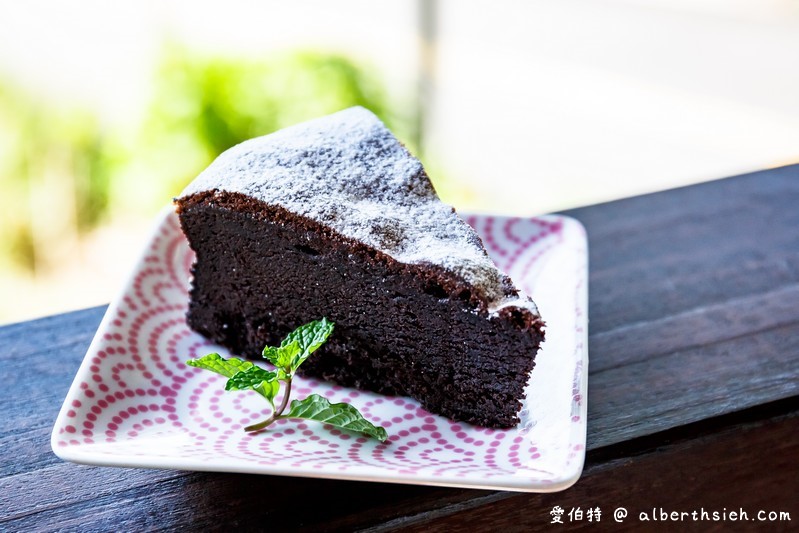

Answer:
[263,341,301,370]
[279,318,335,371]
[253,380,281,405]
[226,366,279,403]
[284,394,388,442]
[262,346,280,366]
[186,353,253,378]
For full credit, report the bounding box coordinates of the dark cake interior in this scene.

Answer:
[175,107,545,428]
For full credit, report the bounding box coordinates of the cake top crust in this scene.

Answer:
[179,106,538,315]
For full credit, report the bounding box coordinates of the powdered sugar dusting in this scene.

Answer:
[180,107,537,312]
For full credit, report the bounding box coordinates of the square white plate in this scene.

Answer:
[52,208,588,492]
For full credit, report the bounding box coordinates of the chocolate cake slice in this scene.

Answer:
[175,107,544,428]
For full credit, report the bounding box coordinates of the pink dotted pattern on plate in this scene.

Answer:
[53,209,588,491]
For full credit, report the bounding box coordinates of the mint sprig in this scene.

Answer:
[186,318,387,442]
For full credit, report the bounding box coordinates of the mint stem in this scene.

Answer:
[245,373,292,432]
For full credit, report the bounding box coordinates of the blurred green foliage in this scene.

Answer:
[0,48,415,274]
[0,84,115,272]
[126,47,413,214]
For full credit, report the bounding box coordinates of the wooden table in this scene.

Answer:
[2,166,798,531]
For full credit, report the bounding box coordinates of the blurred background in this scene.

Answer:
[2,0,799,324]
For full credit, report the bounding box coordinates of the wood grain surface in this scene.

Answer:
[2,165,798,531]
